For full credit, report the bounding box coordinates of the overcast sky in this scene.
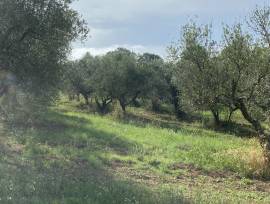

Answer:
[70,0,267,59]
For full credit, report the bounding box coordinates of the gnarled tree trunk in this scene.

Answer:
[236,98,270,160]
[95,97,112,114]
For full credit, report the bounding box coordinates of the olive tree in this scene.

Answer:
[64,53,99,105]
[163,61,187,119]
[91,56,113,114]
[137,53,170,112]
[0,0,87,121]
[219,8,270,158]
[100,48,150,112]
[172,22,225,125]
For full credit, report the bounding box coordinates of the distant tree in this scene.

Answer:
[100,48,150,112]
[64,53,98,105]
[137,53,170,112]
[91,56,113,114]
[163,61,187,119]
[172,22,225,125]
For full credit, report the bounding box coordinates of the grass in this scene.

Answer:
[1,99,270,203]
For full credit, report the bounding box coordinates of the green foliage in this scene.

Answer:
[168,6,270,150]
[65,49,181,115]
[0,0,87,98]
[137,53,170,111]
[0,0,88,126]
[4,2,270,204]
[100,48,145,111]
[171,22,225,124]
[221,24,270,120]
[64,53,100,104]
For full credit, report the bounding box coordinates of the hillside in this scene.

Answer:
[0,100,270,203]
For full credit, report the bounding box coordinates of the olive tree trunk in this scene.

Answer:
[236,99,270,160]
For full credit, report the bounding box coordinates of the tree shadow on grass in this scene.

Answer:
[27,110,138,156]
[0,151,188,204]
[207,121,257,138]
[119,112,183,132]
[0,109,188,204]
[118,111,256,138]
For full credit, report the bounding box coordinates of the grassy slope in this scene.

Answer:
[1,100,270,203]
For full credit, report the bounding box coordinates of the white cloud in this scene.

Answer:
[70,44,166,60]
[72,0,258,25]
[70,0,266,60]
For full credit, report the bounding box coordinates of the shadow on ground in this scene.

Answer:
[120,112,182,131]
[208,121,257,138]
[117,111,256,138]
[0,109,187,204]
[31,111,134,155]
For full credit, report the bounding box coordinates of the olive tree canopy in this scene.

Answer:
[0,0,88,123]
[0,0,87,99]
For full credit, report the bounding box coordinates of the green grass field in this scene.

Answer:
[1,99,270,203]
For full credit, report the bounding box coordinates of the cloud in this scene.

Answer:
[71,0,267,59]
[72,0,261,26]
[70,44,166,60]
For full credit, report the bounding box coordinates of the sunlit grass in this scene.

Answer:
[0,99,269,203]
[51,102,259,176]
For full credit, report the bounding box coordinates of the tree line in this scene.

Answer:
[64,6,270,159]
[1,1,270,161]
[63,49,184,116]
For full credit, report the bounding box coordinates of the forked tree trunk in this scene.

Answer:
[227,107,238,123]
[118,92,140,113]
[95,97,112,114]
